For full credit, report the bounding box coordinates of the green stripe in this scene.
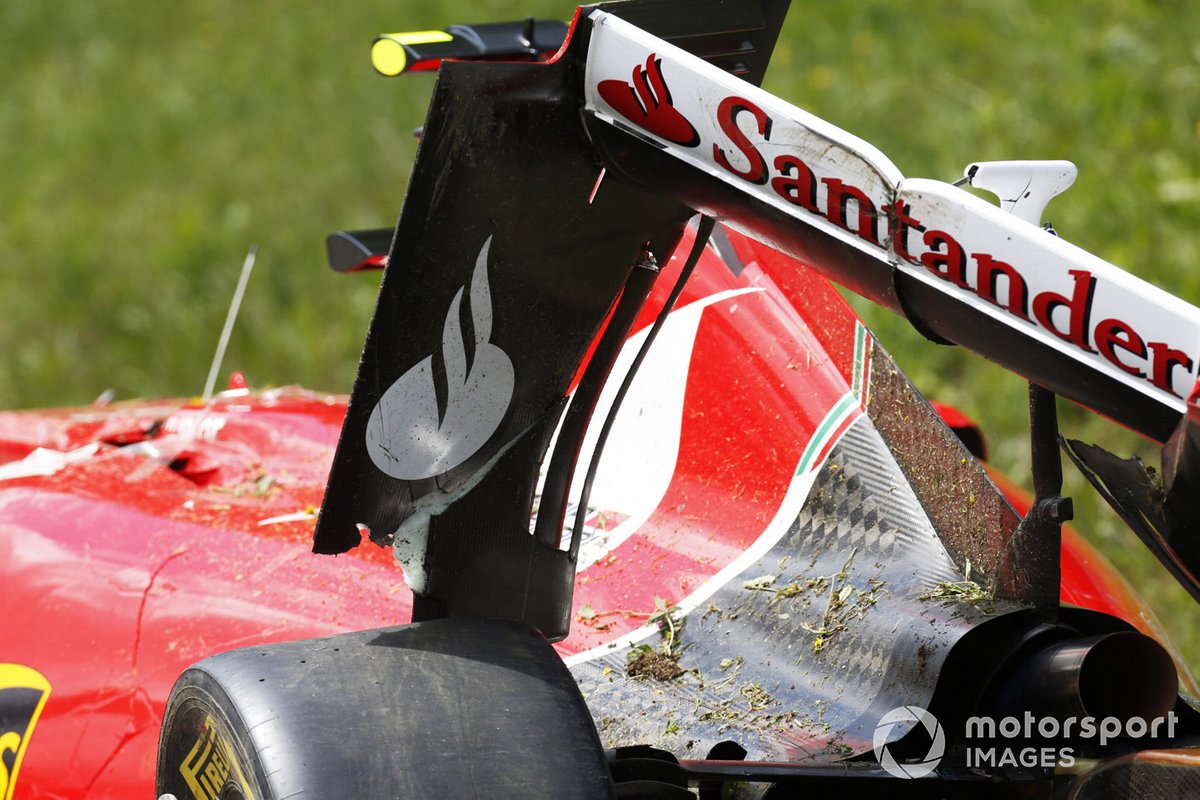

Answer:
[852,323,869,397]
[796,392,856,476]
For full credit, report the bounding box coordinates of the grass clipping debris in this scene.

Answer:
[627,595,686,681]
[746,547,887,654]
[918,579,991,604]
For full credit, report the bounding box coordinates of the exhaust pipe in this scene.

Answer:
[993,631,1178,733]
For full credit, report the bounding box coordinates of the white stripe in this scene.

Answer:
[563,399,856,666]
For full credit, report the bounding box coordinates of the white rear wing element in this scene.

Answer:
[585,10,1200,433]
[587,12,902,259]
[894,179,1200,406]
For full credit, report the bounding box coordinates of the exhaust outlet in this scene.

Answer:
[1000,631,1178,726]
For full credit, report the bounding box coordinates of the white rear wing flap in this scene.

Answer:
[584,9,1200,442]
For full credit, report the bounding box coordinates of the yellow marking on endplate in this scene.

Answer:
[371,31,453,76]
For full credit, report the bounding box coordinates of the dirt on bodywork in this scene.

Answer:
[626,647,686,681]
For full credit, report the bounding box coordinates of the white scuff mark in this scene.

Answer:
[120,438,195,483]
[258,507,317,526]
[119,441,165,460]
[391,524,431,594]
[162,413,227,442]
[0,443,101,481]
[391,427,528,593]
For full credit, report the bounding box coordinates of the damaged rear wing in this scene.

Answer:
[315,0,1200,637]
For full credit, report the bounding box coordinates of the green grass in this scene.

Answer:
[4,1,1198,666]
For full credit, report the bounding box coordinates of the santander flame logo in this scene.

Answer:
[365,236,515,481]
[597,54,700,147]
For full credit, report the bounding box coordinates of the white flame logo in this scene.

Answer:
[366,236,515,480]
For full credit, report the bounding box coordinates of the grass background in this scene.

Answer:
[4,1,1199,666]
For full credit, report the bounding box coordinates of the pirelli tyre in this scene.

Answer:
[155,618,615,800]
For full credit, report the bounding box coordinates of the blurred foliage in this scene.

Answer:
[3,2,1198,663]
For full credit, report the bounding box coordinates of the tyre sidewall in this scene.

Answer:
[157,670,269,800]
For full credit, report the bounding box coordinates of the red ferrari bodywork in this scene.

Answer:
[0,224,1179,799]
[0,389,404,797]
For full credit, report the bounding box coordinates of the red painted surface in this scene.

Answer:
[0,228,1179,798]
[0,389,411,798]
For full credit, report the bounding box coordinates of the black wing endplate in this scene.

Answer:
[315,1,790,640]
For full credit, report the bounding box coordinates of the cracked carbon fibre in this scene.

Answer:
[572,416,1024,762]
